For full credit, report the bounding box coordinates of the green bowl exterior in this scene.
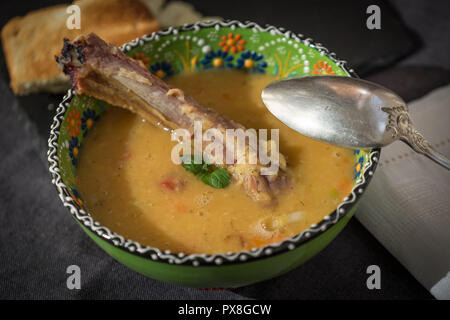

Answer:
[80,203,357,288]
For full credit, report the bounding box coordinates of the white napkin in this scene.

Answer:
[356,85,450,299]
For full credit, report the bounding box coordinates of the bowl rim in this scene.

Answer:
[48,19,381,267]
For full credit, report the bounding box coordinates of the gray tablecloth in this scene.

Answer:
[1,0,449,299]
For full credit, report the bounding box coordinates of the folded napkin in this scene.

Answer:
[356,85,450,299]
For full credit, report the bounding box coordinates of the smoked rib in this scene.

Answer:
[56,33,289,204]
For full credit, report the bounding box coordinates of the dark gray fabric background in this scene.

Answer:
[1,0,449,299]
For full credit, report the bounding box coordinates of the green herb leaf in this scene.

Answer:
[180,155,203,174]
[201,167,230,189]
[180,155,230,189]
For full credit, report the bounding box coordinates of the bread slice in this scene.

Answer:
[1,0,159,95]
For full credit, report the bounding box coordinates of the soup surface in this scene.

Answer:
[77,70,355,254]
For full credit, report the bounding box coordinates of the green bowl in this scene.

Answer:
[48,20,380,288]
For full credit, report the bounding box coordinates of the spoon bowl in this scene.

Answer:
[262,76,449,169]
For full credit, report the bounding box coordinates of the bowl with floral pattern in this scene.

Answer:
[48,20,380,288]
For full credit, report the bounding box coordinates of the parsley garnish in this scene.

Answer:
[180,155,230,189]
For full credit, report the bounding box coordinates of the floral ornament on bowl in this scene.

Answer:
[219,33,246,53]
[312,60,335,75]
[133,52,151,69]
[70,188,84,207]
[66,109,81,138]
[236,50,267,73]
[201,50,234,69]
[150,61,175,78]
[68,137,81,167]
[81,109,99,137]
[354,156,365,179]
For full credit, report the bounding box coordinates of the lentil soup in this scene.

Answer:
[77,70,354,254]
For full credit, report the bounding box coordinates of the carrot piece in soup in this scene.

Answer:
[122,151,132,160]
[161,179,176,190]
[160,177,184,191]
[174,201,188,213]
[337,178,353,195]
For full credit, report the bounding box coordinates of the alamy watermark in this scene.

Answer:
[66,265,81,290]
[366,5,381,30]
[366,265,381,290]
[66,5,81,30]
[170,121,281,175]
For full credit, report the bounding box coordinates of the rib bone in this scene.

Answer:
[56,33,290,204]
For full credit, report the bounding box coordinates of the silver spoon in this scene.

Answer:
[262,76,449,170]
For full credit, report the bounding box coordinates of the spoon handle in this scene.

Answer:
[399,126,450,170]
[382,105,449,169]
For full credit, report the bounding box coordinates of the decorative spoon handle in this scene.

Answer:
[382,105,450,170]
[400,130,450,170]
